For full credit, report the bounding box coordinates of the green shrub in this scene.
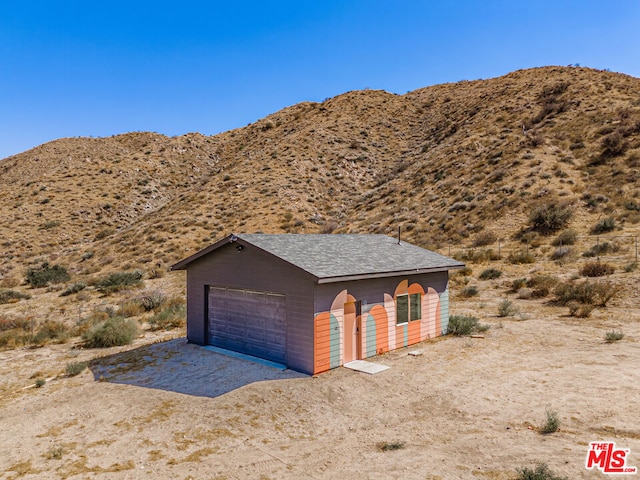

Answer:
[479,268,502,280]
[510,278,528,292]
[580,261,614,277]
[551,229,577,246]
[605,330,624,343]
[0,290,31,304]
[539,409,560,434]
[457,266,473,277]
[497,299,518,317]
[59,282,87,297]
[460,285,478,298]
[529,202,573,234]
[448,315,482,336]
[83,316,138,348]
[95,270,143,294]
[25,262,70,287]
[65,361,88,377]
[592,216,616,234]
[376,441,406,452]
[34,378,46,388]
[148,301,186,331]
[516,463,567,480]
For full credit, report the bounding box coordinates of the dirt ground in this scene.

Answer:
[1,295,639,479]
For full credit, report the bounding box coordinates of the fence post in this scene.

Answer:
[596,236,600,261]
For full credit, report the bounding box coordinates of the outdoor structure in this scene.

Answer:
[171,234,464,375]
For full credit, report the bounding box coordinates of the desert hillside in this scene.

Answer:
[0,64,639,324]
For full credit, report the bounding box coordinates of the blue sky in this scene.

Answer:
[1,1,638,160]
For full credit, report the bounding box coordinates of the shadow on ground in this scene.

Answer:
[88,337,307,398]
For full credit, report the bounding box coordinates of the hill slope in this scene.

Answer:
[1,66,639,284]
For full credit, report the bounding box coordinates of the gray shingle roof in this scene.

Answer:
[172,233,464,283]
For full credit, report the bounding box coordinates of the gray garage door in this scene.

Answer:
[208,287,286,364]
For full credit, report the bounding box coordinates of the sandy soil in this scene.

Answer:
[1,299,639,480]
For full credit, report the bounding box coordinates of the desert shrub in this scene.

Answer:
[508,250,535,264]
[539,409,560,434]
[95,270,143,294]
[472,231,497,247]
[140,291,166,311]
[460,285,478,298]
[605,330,624,343]
[83,316,138,348]
[376,441,406,452]
[624,261,638,272]
[529,203,573,234]
[34,378,46,388]
[550,246,572,261]
[510,278,528,292]
[582,241,616,258]
[527,275,559,298]
[59,282,87,297]
[0,290,31,304]
[551,229,577,246]
[554,280,617,307]
[31,320,71,345]
[597,131,628,162]
[65,361,88,377]
[448,315,483,336]
[497,299,518,317]
[580,261,614,277]
[567,301,594,318]
[148,300,186,331]
[479,268,502,280]
[516,463,567,480]
[591,216,616,234]
[117,300,144,318]
[25,262,70,288]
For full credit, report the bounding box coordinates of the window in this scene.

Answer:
[396,295,409,325]
[396,293,422,324]
[410,293,422,321]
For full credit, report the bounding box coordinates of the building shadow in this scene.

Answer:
[88,337,307,398]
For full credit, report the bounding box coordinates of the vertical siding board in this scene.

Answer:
[440,283,450,335]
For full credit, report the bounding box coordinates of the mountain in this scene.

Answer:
[1,66,639,285]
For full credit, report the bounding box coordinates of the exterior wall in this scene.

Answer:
[312,272,450,374]
[185,242,316,374]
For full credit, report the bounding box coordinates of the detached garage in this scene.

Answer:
[171,233,464,375]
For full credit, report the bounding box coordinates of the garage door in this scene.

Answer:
[208,287,286,364]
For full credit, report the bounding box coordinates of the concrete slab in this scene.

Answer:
[203,345,288,370]
[343,360,390,374]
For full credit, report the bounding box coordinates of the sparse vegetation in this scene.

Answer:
[25,262,70,288]
[508,250,535,264]
[376,441,406,452]
[554,279,617,309]
[605,330,624,343]
[551,229,577,246]
[83,316,139,348]
[0,289,31,304]
[479,268,502,280]
[591,216,616,234]
[59,282,87,297]
[580,261,615,277]
[460,285,478,298]
[497,299,518,317]
[95,270,143,294]
[148,299,186,331]
[539,409,560,434]
[472,231,497,247]
[448,315,488,336]
[529,202,573,234]
[65,361,89,377]
[516,463,567,480]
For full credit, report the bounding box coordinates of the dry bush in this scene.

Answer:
[554,280,617,307]
[460,286,479,298]
[551,229,577,246]
[25,262,70,288]
[472,231,497,247]
[83,316,139,348]
[147,298,186,331]
[479,268,502,280]
[508,250,535,264]
[591,216,616,234]
[527,275,559,298]
[580,261,615,277]
[529,202,573,234]
[0,289,31,304]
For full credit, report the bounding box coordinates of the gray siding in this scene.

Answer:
[185,242,316,374]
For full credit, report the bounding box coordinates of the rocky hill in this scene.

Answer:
[1,65,639,290]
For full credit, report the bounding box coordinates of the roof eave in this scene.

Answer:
[316,264,465,284]
[170,234,236,270]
